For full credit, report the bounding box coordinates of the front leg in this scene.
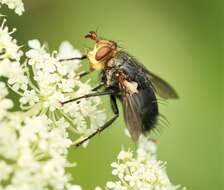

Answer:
[92,82,104,91]
[59,55,91,79]
[61,88,116,105]
[78,71,91,78]
[59,55,87,62]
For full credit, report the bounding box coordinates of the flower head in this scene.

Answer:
[0,14,105,190]
[0,116,77,190]
[0,0,24,15]
[106,136,182,190]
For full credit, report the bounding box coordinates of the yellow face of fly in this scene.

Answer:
[86,42,106,70]
[85,32,117,71]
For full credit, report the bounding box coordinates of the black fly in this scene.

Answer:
[60,31,178,146]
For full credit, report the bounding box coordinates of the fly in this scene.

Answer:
[60,31,178,147]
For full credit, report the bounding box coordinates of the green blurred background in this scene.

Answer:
[2,0,223,189]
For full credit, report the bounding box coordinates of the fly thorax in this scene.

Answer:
[106,58,117,67]
[105,67,118,87]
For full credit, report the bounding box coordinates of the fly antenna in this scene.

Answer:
[85,31,99,42]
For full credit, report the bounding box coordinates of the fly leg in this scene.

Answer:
[92,82,104,91]
[62,83,104,105]
[61,89,116,105]
[59,55,91,78]
[59,55,87,62]
[78,71,90,78]
[75,95,119,147]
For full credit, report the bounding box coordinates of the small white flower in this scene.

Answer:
[0,81,8,97]
[0,160,13,182]
[106,181,127,190]
[0,0,25,15]
[95,186,102,190]
[0,20,27,92]
[0,123,19,159]
[111,162,126,179]
[19,89,39,106]
[57,41,81,60]
[117,150,133,161]
[43,91,66,111]
[66,184,82,190]
[137,135,157,161]
[0,82,13,121]
[0,19,22,62]
[106,181,116,188]
[7,63,28,91]
[28,39,41,49]
[56,41,81,76]
[0,98,13,116]
[58,78,75,93]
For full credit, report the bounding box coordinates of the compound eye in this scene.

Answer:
[95,46,112,61]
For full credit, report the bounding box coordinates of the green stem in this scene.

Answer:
[58,109,78,134]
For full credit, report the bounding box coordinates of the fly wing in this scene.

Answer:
[121,89,158,141]
[132,57,178,99]
[115,51,178,99]
[122,93,142,141]
[136,63,178,99]
[147,71,178,99]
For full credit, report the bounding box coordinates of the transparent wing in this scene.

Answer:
[122,89,158,141]
[114,51,178,99]
[122,94,142,141]
[147,71,178,99]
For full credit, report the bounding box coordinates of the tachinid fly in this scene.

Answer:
[60,31,178,146]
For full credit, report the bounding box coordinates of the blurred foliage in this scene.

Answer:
[1,0,223,189]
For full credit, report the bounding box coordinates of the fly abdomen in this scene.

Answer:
[140,88,158,132]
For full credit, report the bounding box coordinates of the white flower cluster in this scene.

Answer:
[0,17,105,190]
[0,116,75,190]
[0,0,24,15]
[0,18,106,138]
[0,19,27,92]
[24,39,106,137]
[105,136,182,190]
